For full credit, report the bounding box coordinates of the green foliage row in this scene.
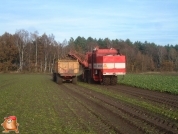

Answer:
[0,74,63,133]
[118,73,178,94]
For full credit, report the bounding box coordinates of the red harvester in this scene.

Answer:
[68,47,126,85]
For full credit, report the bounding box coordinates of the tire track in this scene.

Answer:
[62,84,146,134]
[105,84,178,110]
[47,83,116,134]
[64,83,178,134]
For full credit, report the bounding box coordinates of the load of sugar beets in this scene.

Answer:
[52,46,126,85]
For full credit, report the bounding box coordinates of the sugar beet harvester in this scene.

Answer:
[68,47,126,85]
[52,60,79,84]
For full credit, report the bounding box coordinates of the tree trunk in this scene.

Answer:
[44,55,47,73]
[41,61,43,72]
[35,41,38,72]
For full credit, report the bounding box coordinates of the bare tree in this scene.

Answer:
[31,31,39,72]
[40,34,59,73]
[26,41,32,71]
[48,34,55,73]
[51,42,57,72]
[41,34,51,72]
[61,39,68,58]
[14,29,29,71]
[169,48,177,62]
[157,46,167,67]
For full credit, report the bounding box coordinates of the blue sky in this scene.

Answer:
[0,0,178,45]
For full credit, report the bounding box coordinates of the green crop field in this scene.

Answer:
[118,73,178,95]
[0,74,91,134]
[0,74,59,133]
[0,73,178,133]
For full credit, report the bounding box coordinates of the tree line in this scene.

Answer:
[0,29,178,73]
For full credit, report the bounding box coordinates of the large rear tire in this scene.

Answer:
[72,77,77,84]
[103,76,110,85]
[87,70,93,84]
[83,70,88,83]
[56,75,62,84]
[110,76,117,85]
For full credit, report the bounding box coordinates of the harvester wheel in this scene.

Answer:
[56,75,62,84]
[83,71,88,82]
[110,76,117,85]
[72,77,77,84]
[87,70,93,84]
[103,76,110,85]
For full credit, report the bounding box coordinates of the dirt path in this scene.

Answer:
[58,83,178,134]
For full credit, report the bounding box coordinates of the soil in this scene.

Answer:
[52,81,178,134]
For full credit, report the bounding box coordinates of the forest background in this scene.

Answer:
[0,29,178,73]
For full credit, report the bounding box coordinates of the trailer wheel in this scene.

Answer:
[72,77,77,84]
[110,76,117,85]
[53,73,56,82]
[56,75,62,84]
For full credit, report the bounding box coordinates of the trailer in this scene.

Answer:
[68,47,126,85]
[52,60,79,84]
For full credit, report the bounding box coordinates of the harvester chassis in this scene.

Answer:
[68,47,126,85]
[83,68,118,85]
